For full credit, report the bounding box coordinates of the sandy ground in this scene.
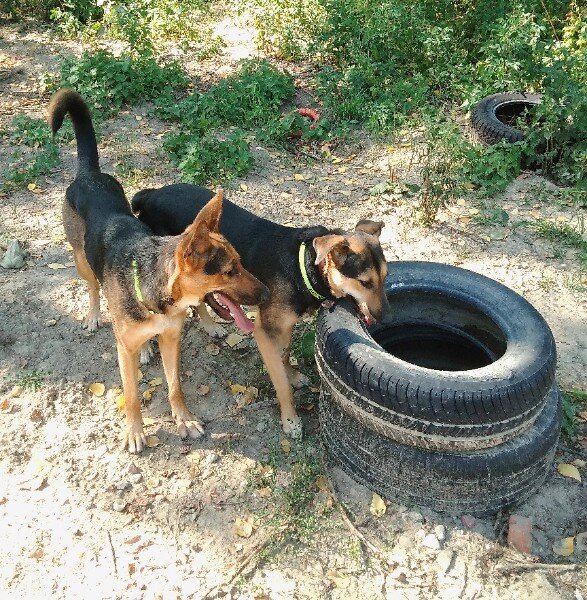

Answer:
[1,17,586,600]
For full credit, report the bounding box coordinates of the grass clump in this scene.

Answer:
[44,49,188,118]
[561,389,587,440]
[155,59,324,184]
[533,219,587,266]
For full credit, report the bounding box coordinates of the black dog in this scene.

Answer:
[132,184,391,438]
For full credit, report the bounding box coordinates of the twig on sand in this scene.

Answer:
[495,561,578,574]
[324,470,393,567]
[202,526,287,599]
[106,531,118,575]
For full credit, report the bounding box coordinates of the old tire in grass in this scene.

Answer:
[315,261,556,452]
[470,92,542,144]
[320,384,560,516]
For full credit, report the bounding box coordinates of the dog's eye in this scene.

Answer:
[224,265,238,277]
[359,279,373,289]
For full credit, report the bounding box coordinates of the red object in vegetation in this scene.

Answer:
[296,108,320,129]
[507,514,533,554]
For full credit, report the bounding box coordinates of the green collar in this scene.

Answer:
[131,259,145,304]
[299,242,326,301]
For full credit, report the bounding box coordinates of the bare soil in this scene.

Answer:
[1,19,586,600]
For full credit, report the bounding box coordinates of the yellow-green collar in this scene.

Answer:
[131,259,144,304]
[299,242,326,301]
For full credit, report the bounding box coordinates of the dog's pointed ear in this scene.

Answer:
[313,234,346,265]
[179,188,224,256]
[355,219,384,238]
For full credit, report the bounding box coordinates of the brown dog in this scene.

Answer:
[131,184,391,438]
[49,90,268,452]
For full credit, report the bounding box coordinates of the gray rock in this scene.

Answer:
[406,510,424,523]
[1,240,26,269]
[112,498,126,512]
[436,549,454,574]
[203,451,220,466]
[129,473,142,484]
[435,524,446,542]
[422,533,441,550]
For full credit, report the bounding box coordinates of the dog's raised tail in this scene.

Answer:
[48,89,99,173]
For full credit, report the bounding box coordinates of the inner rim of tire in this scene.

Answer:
[494,101,536,127]
[369,290,507,371]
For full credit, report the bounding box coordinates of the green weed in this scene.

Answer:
[2,144,60,191]
[533,219,587,266]
[48,49,188,118]
[561,389,587,440]
[15,370,45,392]
[163,130,254,185]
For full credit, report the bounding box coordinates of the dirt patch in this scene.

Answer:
[1,21,586,600]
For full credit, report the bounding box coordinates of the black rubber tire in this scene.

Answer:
[470,92,542,144]
[315,261,556,450]
[320,384,560,516]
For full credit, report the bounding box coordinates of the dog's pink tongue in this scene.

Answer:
[217,293,254,334]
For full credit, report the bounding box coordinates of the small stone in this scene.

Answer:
[45,319,57,327]
[436,549,454,574]
[435,524,446,542]
[116,481,129,491]
[127,463,141,475]
[461,514,476,528]
[256,420,267,433]
[203,452,219,466]
[1,240,26,269]
[575,532,587,555]
[113,499,126,512]
[508,514,533,555]
[406,511,424,523]
[129,473,142,484]
[422,534,441,550]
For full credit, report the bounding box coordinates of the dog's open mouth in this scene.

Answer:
[204,292,254,334]
[354,299,375,326]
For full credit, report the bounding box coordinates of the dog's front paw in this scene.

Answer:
[139,341,154,365]
[123,421,147,454]
[289,369,311,389]
[174,409,205,439]
[282,415,303,439]
[200,320,227,338]
[83,312,101,332]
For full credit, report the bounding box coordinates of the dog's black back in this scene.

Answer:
[133,185,328,313]
[49,89,153,281]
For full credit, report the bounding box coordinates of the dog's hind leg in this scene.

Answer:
[63,201,101,332]
[158,312,204,439]
[254,307,302,438]
[196,303,227,338]
[72,248,101,332]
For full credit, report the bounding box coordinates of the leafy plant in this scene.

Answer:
[164,130,254,185]
[2,145,61,191]
[15,370,45,392]
[51,49,188,117]
[533,219,587,266]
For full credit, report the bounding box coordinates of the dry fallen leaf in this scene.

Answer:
[206,343,220,356]
[47,263,67,270]
[27,183,37,191]
[280,438,291,455]
[89,383,105,397]
[577,411,587,422]
[230,383,248,395]
[327,569,350,588]
[552,536,574,556]
[294,173,306,181]
[137,369,143,380]
[557,463,582,482]
[370,493,386,517]
[0,398,14,412]
[149,377,163,387]
[197,384,210,396]
[315,475,329,492]
[116,393,126,411]
[142,389,153,400]
[234,516,255,538]
[257,486,272,498]
[29,547,44,559]
[240,183,248,192]
[226,332,245,348]
[146,476,161,489]
[146,435,160,448]
[187,451,200,464]
[336,166,348,174]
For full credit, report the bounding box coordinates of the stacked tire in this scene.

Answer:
[315,262,560,516]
